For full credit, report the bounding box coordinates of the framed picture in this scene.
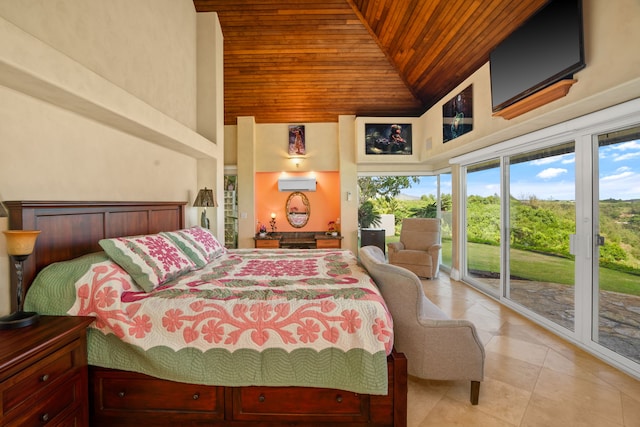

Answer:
[355,117,421,164]
[364,123,412,155]
[288,125,305,155]
[443,84,473,143]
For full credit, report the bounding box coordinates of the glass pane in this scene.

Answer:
[465,159,501,297]
[507,142,576,331]
[439,172,453,269]
[596,127,640,364]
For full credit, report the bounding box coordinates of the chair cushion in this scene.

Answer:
[402,231,439,251]
[391,249,433,266]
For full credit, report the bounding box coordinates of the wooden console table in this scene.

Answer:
[255,232,342,249]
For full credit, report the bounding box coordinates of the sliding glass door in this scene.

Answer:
[464,159,501,298]
[507,142,576,331]
[455,101,640,378]
[594,126,640,364]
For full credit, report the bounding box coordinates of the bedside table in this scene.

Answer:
[0,315,94,426]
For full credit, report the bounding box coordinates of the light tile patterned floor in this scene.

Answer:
[407,274,640,427]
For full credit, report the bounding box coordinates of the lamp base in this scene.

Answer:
[0,311,40,330]
[200,210,210,229]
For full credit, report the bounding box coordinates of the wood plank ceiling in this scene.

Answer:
[194,0,548,125]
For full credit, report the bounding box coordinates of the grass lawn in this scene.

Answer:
[404,238,640,297]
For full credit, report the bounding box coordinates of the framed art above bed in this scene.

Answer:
[6,200,407,427]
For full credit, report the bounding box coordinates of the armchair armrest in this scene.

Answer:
[410,318,485,381]
[427,244,442,255]
[387,241,405,254]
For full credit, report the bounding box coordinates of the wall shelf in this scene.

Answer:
[492,79,577,120]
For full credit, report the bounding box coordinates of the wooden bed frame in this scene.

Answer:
[6,200,407,427]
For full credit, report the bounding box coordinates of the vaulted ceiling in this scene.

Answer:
[193,0,548,125]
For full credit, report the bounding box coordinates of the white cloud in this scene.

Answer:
[601,171,635,182]
[537,168,568,179]
[613,151,640,161]
[530,153,574,166]
[531,157,559,166]
[609,140,640,151]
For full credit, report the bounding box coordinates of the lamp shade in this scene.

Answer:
[3,230,40,256]
[193,187,217,208]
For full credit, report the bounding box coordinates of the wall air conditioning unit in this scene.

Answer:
[277,177,316,192]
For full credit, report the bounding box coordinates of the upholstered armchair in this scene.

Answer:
[387,218,441,279]
[359,245,485,405]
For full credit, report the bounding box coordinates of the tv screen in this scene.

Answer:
[490,0,585,112]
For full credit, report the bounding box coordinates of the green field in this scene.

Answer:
[436,239,640,297]
[369,194,640,297]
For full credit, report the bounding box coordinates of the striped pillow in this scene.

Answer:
[161,227,226,268]
[99,233,195,292]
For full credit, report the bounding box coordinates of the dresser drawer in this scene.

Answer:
[95,371,223,416]
[316,239,341,249]
[0,316,92,427]
[255,239,280,249]
[5,374,81,427]
[2,340,78,414]
[232,386,368,422]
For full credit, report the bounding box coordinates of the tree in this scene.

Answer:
[357,176,420,228]
[357,176,420,203]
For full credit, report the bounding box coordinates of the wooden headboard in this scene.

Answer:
[5,201,186,311]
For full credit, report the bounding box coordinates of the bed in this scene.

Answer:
[6,201,407,426]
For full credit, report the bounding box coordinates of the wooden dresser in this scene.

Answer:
[254,232,342,249]
[0,315,94,426]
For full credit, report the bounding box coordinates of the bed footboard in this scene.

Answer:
[89,349,407,426]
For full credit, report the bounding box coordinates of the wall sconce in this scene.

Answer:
[270,212,277,233]
[290,157,304,168]
[1,230,41,329]
[193,187,217,229]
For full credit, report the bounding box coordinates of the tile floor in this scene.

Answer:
[408,274,640,427]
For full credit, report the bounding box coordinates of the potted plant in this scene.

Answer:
[327,221,338,236]
[258,224,267,237]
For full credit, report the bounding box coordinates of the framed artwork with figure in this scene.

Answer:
[443,84,473,143]
[364,123,412,155]
[288,125,305,155]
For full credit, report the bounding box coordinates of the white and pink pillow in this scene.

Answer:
[99,233,196,292]
[161,226,226,268]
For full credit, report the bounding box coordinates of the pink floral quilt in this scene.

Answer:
[26,249,394,394]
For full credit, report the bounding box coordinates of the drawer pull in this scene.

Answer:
[336,395,343,403]
[118,391,126,398]
[41,413,50,422]
[193,393,200,400]
[40,373,50,382]
[258,394,266,403]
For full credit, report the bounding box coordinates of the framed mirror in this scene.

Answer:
[285,191,310,228]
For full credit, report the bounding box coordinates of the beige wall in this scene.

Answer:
[0,0,198,129]
[256,123,339,172]
[0,1,223,315]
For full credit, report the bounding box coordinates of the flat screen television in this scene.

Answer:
[490,0,585,113]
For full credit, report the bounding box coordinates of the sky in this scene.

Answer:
[397,139,640,201]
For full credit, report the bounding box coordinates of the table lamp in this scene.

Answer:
[193,187,217,229]
[1,230,41,329]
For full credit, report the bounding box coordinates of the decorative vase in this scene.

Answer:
[259,232,267,237]
[331,232,338,236]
